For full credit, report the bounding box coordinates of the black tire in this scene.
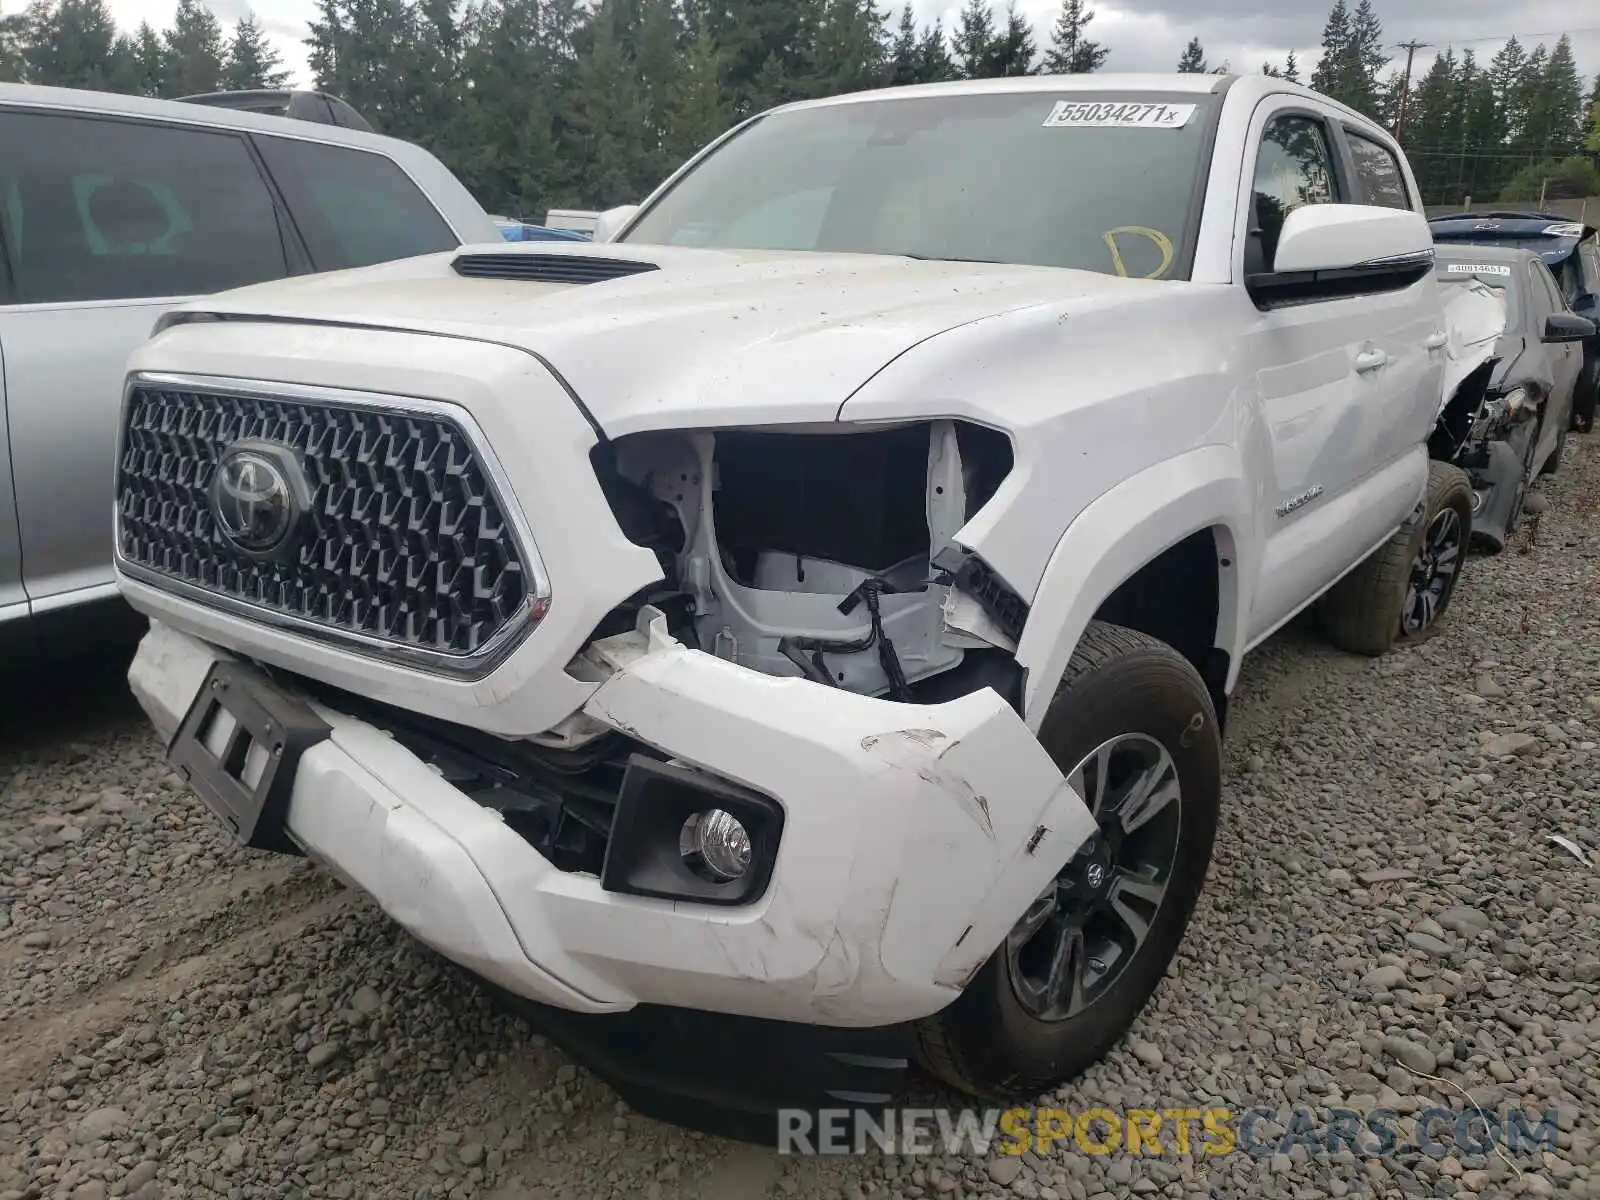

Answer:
[912,621,1221,1101]
[1319,461,1473,657]
[1539,416,1567,477]
[1573,356,1596,434]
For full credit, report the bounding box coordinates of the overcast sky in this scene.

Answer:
[98,0,1600,101]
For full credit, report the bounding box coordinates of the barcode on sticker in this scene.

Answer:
[1042,101,1197,130]
[1446,264,1512,276]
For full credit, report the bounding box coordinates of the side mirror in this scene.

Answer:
[1247,204,1434,309]
[1272,204,1433,273]
[1543,312,1597,343]
[593,205,640,244]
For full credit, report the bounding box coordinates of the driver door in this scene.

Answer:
[1240,102,1441,643]
[1528,256,1582,454]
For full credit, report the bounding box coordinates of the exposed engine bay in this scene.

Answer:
[574,419,1023,706]
[1432,345,1555,559]
[261,419,1029,873]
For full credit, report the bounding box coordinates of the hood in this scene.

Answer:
[172,243,1169,436]
[1438,279,1508,415]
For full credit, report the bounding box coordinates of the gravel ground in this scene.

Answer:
[3,437,1599,1200]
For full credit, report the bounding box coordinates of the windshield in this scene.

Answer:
[622,92,1218,281]
[1436,260,1521,328]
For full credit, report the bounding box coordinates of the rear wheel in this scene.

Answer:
[1320,461,1473,656]
[912,622,1220,1100]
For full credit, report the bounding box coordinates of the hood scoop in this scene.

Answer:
[451,251,660,285]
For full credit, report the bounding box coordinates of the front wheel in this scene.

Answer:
[912,621,1221,1100]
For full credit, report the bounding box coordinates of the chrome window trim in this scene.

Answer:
[113,370,551,681]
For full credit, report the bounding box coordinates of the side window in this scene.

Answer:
[1555,254,1584,305]
[254,136,458,271]
[1528,261,1558,318]
[1251,114,1338,269]
[0,109,288,305]
[1346,133,1412,210]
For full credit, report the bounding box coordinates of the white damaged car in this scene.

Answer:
[115,73,1469,1132]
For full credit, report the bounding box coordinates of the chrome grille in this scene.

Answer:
[115,380,540,669]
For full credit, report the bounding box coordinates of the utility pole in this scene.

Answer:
[1393,38,1431,144]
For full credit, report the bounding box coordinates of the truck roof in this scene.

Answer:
[768,72,1375,132]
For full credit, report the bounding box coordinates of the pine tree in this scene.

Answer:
[1348,0,1386,93]
[1509,42,1549,161]
[888,2,918,84]
[988,2,1034,76]
[1587,72,1600,152]
[697,0,821,117]
[223,12,288,89]
[1528,36,1585,159]
[915,16,955,81]
[566,0,650,207]
[0,3,25,80]
[451,0,563,214]
[952,0,995,79]
[631,0,683,178]
[808,0,890,96]
[1374,68,1403,130]
[1486,36,1527,150]
[1309,0,1384,117]
[126,19,165,93]
[162,0,225,96]
[18,0,126,89]
[1041,0,1105,75]
[1176,36,1205,74]
[1284,49,1300,83]
[668,33,732,162]
[1399,47,1456,200]
[1309,0,1348,97]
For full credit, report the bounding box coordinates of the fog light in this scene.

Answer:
[680,809,752,882]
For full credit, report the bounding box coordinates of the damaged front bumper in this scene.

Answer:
[130,613,1094,1029]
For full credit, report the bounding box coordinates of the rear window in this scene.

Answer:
[0,109,288,305]
[254,135,457,271]
[1433,231,1573,260]
[1346,133,1411,210]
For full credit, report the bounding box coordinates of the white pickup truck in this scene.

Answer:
[115,73,1471,1132]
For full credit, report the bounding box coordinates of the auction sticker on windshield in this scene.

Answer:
[1042,102,1197,130]
[1445,264,1512,276]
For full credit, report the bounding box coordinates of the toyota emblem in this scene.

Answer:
[210,441,304,555]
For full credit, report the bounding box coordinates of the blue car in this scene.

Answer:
[1430,211,1600,431]
[492,218,593,243]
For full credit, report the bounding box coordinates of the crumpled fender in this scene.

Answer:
[1013,444,1254,726]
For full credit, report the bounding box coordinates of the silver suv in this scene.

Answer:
[0,83,501,663]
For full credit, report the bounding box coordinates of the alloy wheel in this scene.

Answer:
[1402,506,1463,635]
[1006,733,1182,1022]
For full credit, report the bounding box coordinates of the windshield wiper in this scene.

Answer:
[897,252,1012,265]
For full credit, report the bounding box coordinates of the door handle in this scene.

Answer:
[1424,330,1448,350]
[1354,348,1389,373]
